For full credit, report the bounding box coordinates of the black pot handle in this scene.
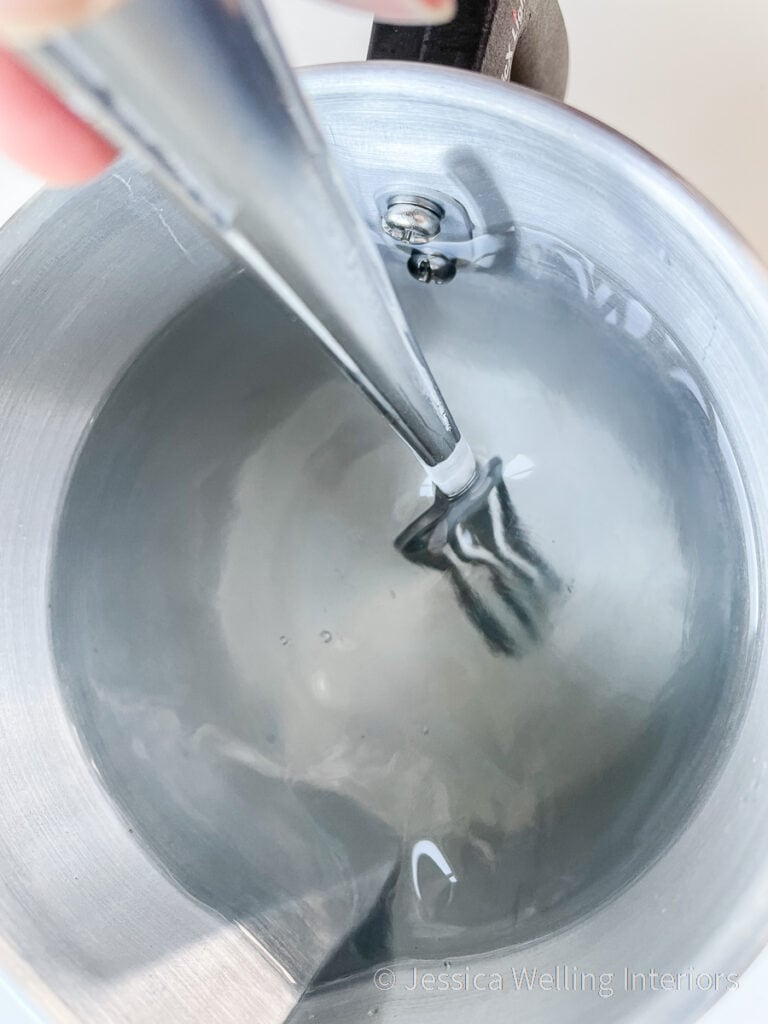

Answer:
[368,0,569,100]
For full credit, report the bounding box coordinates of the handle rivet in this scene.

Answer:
[407,251,457,285]
[382,195,444,245]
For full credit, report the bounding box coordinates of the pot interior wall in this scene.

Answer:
[50,222,751,971]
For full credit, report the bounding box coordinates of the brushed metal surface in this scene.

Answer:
[0,64,767,1024]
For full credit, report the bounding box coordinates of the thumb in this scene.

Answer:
[0,0,457,41]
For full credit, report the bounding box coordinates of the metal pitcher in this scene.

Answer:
[1,2,767,1023]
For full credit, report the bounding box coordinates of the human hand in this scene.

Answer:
[0,0,455,185]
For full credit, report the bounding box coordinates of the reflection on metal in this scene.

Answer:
[411,841,458,900]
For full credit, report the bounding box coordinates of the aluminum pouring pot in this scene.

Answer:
[1,61,768,1024]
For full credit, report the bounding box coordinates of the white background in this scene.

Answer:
[0,0,766,1020]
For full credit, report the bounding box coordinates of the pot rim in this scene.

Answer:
[0,60,767,1024]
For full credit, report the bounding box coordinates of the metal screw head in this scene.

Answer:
[382,195,444,245]
[407,251,457,285]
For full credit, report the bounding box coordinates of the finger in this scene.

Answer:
[0,0,458,40]
[0,0,117,42]
[0,49,117,183]
[330,0,456,24]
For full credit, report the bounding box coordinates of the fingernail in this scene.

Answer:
[373,0,457,26]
